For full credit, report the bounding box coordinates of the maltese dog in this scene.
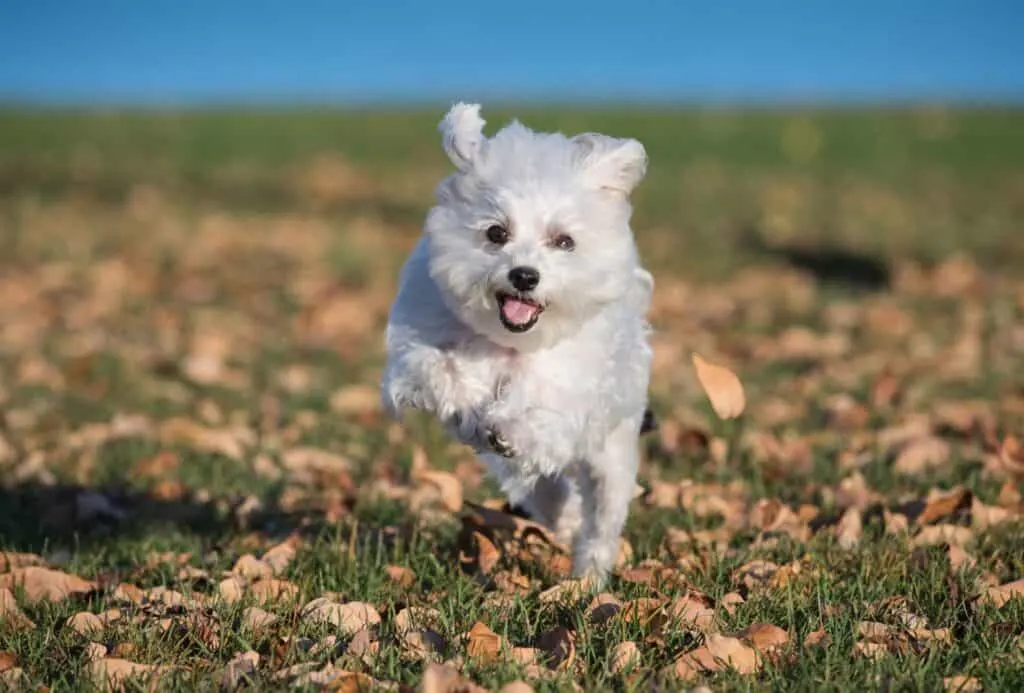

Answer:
[381,103,654,582]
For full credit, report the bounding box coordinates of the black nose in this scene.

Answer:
[508,266,540,292]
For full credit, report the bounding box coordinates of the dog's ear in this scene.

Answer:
[439,103,487,172]
[571,133,648,195]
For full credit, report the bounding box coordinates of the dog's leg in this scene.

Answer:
[571,415,641,583]
[515,475,583,546]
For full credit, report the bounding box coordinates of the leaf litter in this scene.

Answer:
[1,110,1024,691]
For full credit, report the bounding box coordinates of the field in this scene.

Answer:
[0,105,1023,691]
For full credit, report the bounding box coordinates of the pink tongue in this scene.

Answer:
[501,298,540,325]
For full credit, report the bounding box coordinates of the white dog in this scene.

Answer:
[381,103,654,581]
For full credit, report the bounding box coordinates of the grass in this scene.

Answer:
[0,104,1022,691]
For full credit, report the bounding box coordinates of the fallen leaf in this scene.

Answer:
[586,593,624,624]
[853,641,887,660]
[739,622,790,655]
[913,524,974,548]
[232,554,274,580]
[0,567,96,603]
[385,564,416,588]
[692,353,746,419]
[88,658,181,690]
[466,621,503,663]
[0,589,34,630]
[420,662,487,693]
[330,384,381,415]
[66,612,104,637]
[667,594,718,632]
[0,651,17,672]
[804,628,830,649]
[301,598,381,635]
[917,487,971,526]
[705,634,761,674]
[242,606,278,632]
[836,507,863,550]
[944,675,982,692]
[0,552,46,572]
[609,640,640,674]
[261,538,298,575]
[893,437,951,477]
[220,650,259,688]
[971,496,1015,531]
[499,682,536,693]
[249,579,299,605]
[538,578,594,605]
[947,544,977,572]
[979,579,1024,608]
[535,626,575,671]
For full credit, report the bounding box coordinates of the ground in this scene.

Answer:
[0,106,1023,691]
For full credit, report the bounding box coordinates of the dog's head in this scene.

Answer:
[424,103,648,350]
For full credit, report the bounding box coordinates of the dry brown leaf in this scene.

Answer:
[586,593,624,624]
[672,634,761,680]
[0,588,34,630]
[739,622,791,655]
[836,507,863,550]
[217,577,246,605]
[916,486,970,527]
[158,417,246,460]
[249,579,299,605]
[0,552,46,572]
[535,626,576,671]
[220,650,259,688]
[692,353,746,420]
[386,564,416,588]
[667,594,718,632]
[979,579,1024,608]
[261,538,298,575]
[330,384,381,415]
[893,437,951,477]
[0,567,96,603]
[415,470,463,513]
[944,675,982,693]
[0,651,18,673]
[971,497,1016,531]
[913,524,974,548]
[853,641,887,660]
[720,591,745,615]
[232,554,274,580]
[242,606,278,632]
[292,664,375,691]
[88,657,181,690]
[420,662,488,693]
[947,544,977,572]
[466,621,504,663]
[66,612,104,637]
[301,598,381,635]
[804,628,830,649]
[499,682,536,693]
[705,634,761,674]
[609,640,640,674]
[538,578,594,605]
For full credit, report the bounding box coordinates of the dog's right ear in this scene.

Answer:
[439,103,487,172]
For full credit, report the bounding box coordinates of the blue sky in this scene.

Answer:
[1,0,1022,105]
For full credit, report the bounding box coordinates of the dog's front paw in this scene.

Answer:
[486,428,517,458]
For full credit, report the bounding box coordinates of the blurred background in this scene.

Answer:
[0,1,1022,497]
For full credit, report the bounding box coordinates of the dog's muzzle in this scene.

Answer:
[496,292,544,333]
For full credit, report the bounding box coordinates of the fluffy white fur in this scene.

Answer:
[381,103,654,581]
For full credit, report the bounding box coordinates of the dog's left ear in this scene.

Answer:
[571,133,648,195]
[439,103,487,172]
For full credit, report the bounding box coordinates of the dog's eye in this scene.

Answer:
[485,225,509,246]
[552,233,576,251]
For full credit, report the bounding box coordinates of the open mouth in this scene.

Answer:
[496,292,544,333]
